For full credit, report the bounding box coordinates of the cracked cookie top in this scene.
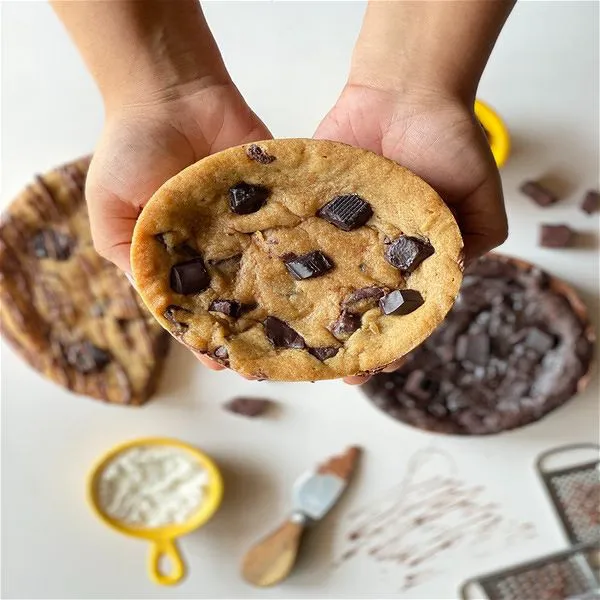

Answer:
[131,139,463,381]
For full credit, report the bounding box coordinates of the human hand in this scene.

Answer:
[86,82,271,372]
[315,84,507,384]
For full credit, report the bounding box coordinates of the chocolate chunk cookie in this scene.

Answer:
[131,139,463,380]
[0,158,170,404]
[363,254,595,435]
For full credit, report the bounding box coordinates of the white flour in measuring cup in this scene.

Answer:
[97,445,209,528]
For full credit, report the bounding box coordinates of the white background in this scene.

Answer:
[1,2,598,599]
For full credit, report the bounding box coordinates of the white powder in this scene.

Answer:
[97,445,209,528]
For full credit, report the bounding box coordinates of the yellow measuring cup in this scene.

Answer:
[475,99,511,168]
[88,437,224,586]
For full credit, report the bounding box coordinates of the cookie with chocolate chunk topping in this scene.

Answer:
[0,158,170,404]
[131,139,463,381]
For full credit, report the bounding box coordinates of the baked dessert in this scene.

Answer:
[0,158,170,404]
[131,139,463,381]
[363,254,595,435]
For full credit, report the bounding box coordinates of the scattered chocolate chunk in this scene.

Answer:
[385,236,434,274]
[404,370,439,400]
[31,229,73,260]
[284,250,334,280]
[170,257,210,294]
[209,299,243,318]
[456,332,490,365]
[246,144,276,164]
[540,224,574,248]
[379,289,424,316]
[163,304,192,335]
[264,316,305,349]
[224,396,272,417]
[229,182,270,214]
[520,181,558,207]
[309,346,340,361]
[317,194,373,231]
[63,341,111,374]
[525,328,555,354]
[330,310,361,339]
[581,190,599,215]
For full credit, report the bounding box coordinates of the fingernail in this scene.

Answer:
[124,272,136,290]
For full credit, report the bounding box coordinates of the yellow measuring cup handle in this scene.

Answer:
[149,539,185,586]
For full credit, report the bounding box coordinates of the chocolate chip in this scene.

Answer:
[525,328,555,354]
[284,250,334,280]
[264,317,305,349]
[309,346,340,361]
[229,182,270,214]
[246,144,276,164]
[163,304,192,335]
[456,332,490,365]
[379,289,424,316]
[581,190,599,215]
[170,257,210,294]
[520,181,558,207]
[63,341,111,373]
[209,299,243,318]
[224,396,272,417]
[214,346,228,359]
[317,194,373,231]
[330,310,361,339]
[343,286,386,306]
[31,229,73,260]
[384,236,434,273]
[540,224,574,248]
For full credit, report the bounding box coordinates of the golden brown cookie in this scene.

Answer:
[0,158,170,404]
[131,139,463,381]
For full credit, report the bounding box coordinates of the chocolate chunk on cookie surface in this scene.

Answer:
[131,139,463,381]
[363,254,594,435]
[0,158,170,404]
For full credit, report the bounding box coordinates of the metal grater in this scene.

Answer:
[460,541,600,600]
[536,444,600,545]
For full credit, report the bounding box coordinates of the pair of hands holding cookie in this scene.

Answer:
[53,0,513,384]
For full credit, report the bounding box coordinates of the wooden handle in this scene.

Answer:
[241,518,305,587]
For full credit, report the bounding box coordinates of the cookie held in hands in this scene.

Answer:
[131,139,463,381]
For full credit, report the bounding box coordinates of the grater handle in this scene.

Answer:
[536,443,600,475]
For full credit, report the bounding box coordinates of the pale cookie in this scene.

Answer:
[131,139,463,381]
[0,158,170,404]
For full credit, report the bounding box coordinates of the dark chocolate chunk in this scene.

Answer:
[224,396,272,417]
[520,181,558,207]
[229,182,270,214]
[246,144,276,164]
[456,332,490,365]
[163,304,192,335]
[330,310,361,339]
[209,299,243,318]
[264,316,305,349]
[404,370,439,400]
[581,190,599,215]
[384,236,434,273]
[540,224,574,248]
[525,328,555,354]
[343,286,386,306]
[379,289,424,316]
[309,346,340,361]
[63,341,111,374]
[284,250,334,280]
[31,229,73,260]
[170,257,210,294]
[317,194,373,231]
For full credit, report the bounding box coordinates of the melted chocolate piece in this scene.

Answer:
[343,286,386,306]
[229,182,270,214]
[521,181,558,207]
[163,304,191,334]
[246,144,276,164]
[63,341,111,374]
[209,299,243,317]
[224,396,272,417]
[379,289,424,316]
[309,346,340,361]
[31,230,73,260]
[264,317,305,349]
[317,194,373,231]
[170,257,210,294]
[581,190,599,215]
[284,250,334,280]
[384,236,434,273]
[330,310,361,339]
[540,224,574,248]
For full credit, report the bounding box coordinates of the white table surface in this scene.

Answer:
[1,2,598,599]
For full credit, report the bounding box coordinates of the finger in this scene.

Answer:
[344,374,371,385]
[382,357,406,373]
[194,352,226,371]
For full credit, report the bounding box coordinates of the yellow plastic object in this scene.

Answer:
[475,99,510,168]
[88,437,224,586]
